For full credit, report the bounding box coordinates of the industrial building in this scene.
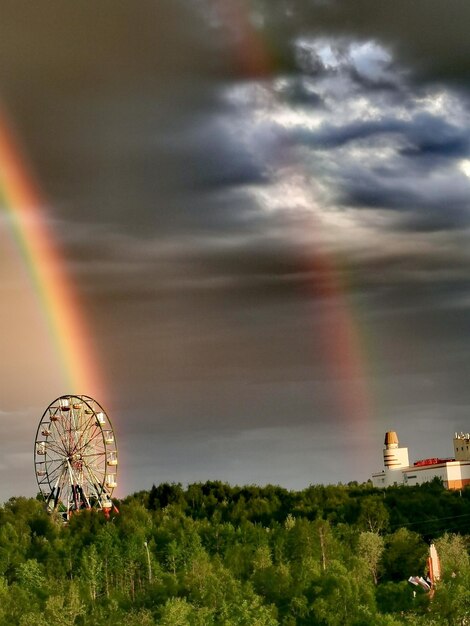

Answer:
[372,431,470,490]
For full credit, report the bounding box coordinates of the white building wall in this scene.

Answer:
[395,462,470,489]
[383,446,409,470]
[446,462,470,488]
[402,465,447,487]
[372,468,404,488]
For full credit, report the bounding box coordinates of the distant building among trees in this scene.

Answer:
[372,431,470,489]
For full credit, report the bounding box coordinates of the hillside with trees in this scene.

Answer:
[1,480,470,625]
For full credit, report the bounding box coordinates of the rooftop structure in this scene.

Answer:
[372,431,470,490]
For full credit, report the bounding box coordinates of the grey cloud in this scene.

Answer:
[267,74,470,234]
[294,37,400,90]
[339,164,470,228]
[4,0,470,500]
[248,0,470,84]
[23,97,268,236]
[293,113,468,157]
[276,77,325,107]
[0,1,219,90]
[398,114,469,158]
[340,183,470,233]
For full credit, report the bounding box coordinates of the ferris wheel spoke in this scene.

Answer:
[44,449,66,464]
[82,452,105,474]
[43,437,63,452]
[81,467,102,500]
[46,457,67,470]
[70,407,80,432]
[69,429,87,456]
[44,439,68,457]
[48,417,71,454]
[46,458,66,472]
[72,429,102,455]
[47,407,60,423]
[46,470,65,489]
[81,451,106,459]
[79,402,105,439]
[47,408,66,433]
[82,458,106,492]
[65,461,77,484]
[80,409,100,436]
[78,443,103,459]
[69,404,96,450]
[45,462,67,486]
[75,431,104,455]
[45,455,66,470]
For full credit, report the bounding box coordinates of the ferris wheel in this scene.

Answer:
[34,395,118,520]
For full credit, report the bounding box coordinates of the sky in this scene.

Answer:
[2,0,470,502]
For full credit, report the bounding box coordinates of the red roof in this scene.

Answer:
[413,458,454,467]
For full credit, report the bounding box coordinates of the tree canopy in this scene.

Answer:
[0,480,469,625]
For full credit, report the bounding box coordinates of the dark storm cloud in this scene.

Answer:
[161,118,270,191]
[248,0,470,84]
[0,1,220,87]
[291,113,468,155]
[339,169,470,231]
[3,0,468,239]
[63,225,325,305]
[263,37,470,234]
[276,78,324,108]
[8,92,268,234]
[1,1,467,314]
[3,0,470,500]
[0,0,256,233]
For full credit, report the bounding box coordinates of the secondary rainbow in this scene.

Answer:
[0,109,102,396]
[214,1,375,436]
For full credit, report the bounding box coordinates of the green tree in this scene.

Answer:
[15,558,45,594]
[44,582,85,626]
[434,533,470,580]
[117,608,155,626]
[0,521,29,579]
[381,528,428,582]
[357,531,384,584]
[80,543,103,601]
[357,496,389,533]
[159,597,194,626]
[428,576,470,626]
[312,559,376,626]
[19,612,48,626]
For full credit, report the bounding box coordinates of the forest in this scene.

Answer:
[1,479,470,625]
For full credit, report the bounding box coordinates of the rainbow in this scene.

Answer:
[306,251,374,432]
[215,2,375,438]
[0,108,102,397]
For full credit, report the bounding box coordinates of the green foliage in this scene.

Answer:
[1,481,470,624]
[434,532,470,579]
[357,496,390,533]
[44,582,85,626]
[357,531,384,584]
[15,559,45,594]
[381,528,428,582]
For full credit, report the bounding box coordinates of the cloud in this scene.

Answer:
[295,37,398,87]
[3,1,470,499]
[220,37,470,240]
[237,0,470,84]
[291,112,468,157]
